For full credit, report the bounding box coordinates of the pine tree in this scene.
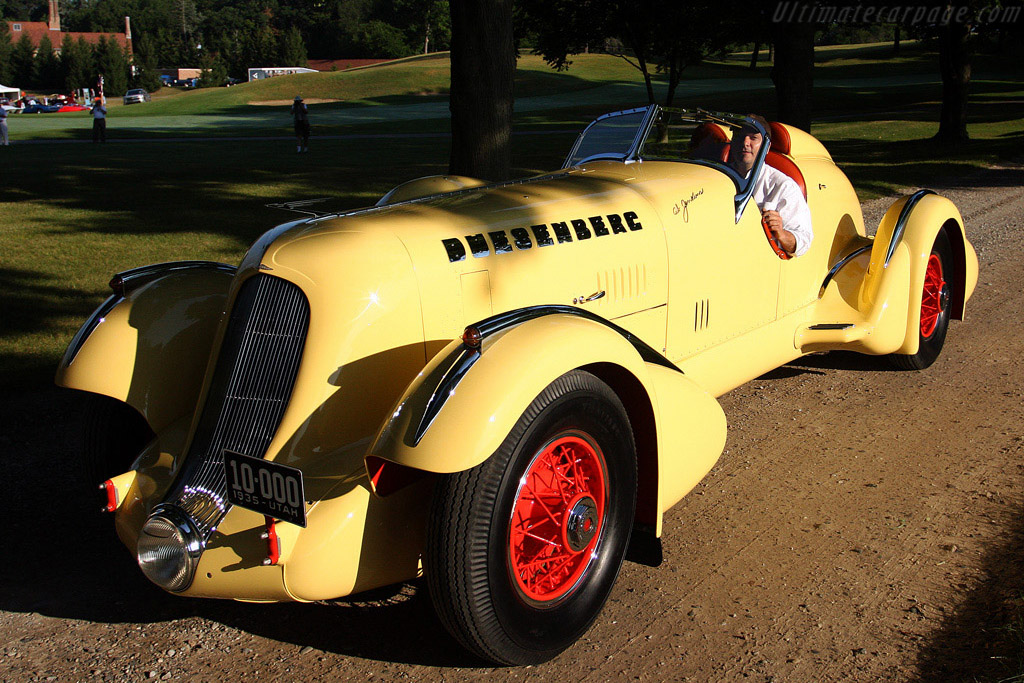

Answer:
[0,32,13,85]
[11,33,35,88]
[61,36,94,91]
[34,35,62,90]
[198,51,227,87]
[94,36,129,97]
[278,26,307,67]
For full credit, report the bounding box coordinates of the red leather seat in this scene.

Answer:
[689,123,730,163]
[766,122,806,199]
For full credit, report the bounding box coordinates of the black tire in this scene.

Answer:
[426,370,637,665]
[82,393,154,485]
[889,230,954,370]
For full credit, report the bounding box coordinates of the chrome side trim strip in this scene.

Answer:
[885,189,935,268]
[808,323,855,330]
[413,345,481,445]
[61,294,122,367]
[474,304,679,371]
[411,304,680,445]
[819,243,873,297]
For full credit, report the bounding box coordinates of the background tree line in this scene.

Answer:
[0,30,134,94]
[0,0,453,83]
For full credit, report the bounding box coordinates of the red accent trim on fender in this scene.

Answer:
[264,516,281,565]
[100,480,117,512]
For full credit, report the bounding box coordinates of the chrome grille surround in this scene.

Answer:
[163,274,310,540]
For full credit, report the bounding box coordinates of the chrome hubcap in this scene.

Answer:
[565,496,599,552]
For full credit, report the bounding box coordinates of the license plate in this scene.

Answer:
[223,450,307,527]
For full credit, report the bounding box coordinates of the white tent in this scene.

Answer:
[0,84,21,101]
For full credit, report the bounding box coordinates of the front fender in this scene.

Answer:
[370,312,655,475]
[368,307,728,536]
[55,262,235,433]
[870,191,978,355]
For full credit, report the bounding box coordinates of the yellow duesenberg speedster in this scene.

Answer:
[58,106,977,665]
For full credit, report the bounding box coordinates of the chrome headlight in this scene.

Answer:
[137,506,203,592]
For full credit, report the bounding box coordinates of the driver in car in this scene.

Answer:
[728,115,813,257]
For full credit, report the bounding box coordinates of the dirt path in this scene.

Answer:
[2,164,1022,682]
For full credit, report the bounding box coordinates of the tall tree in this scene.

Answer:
[34,34,62,89]
[198,50,227,86]
[769,18,815,131]
[521,0,731,109]
[278,26,307,67]
[10,32,34,87]
[448,0,515,180]
[935,20,971,142]
[0,30,13,85]
[94,36,129,96]
[61,36,94,91]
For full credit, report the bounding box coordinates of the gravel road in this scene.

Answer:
[3,162,1022,682]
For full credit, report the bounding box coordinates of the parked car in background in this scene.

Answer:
[123,89,151,105]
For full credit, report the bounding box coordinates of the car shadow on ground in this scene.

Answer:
[2,386,481,667]
[757,351,896,381]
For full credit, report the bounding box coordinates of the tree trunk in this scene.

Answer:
[935,21,971,143]
[448,0,515,180]
[749,41,760,70]
[621,25,656,105]
[770,21,814,132]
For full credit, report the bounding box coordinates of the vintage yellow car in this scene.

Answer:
[57,106,977,665]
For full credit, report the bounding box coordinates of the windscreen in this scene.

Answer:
[564,109,649,167]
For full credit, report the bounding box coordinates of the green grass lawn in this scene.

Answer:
[2,41,1020,389]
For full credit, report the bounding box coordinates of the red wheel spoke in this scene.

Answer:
[519,529,560,547]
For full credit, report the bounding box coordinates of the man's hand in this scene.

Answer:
[762,209,796,254]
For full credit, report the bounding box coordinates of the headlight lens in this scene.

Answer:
[137,509,201,592]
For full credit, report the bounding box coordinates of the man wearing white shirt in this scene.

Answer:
[91,99,107,143]
[727,115,813,257]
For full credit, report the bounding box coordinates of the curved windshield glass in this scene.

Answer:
[564,108,650,167]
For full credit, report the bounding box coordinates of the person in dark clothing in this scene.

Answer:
[292,95,310,153]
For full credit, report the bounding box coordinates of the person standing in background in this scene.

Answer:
[292,95,310,153]
[91,99,107,143]
[1,106,8,146]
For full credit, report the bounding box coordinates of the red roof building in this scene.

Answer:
[5,0,132,53]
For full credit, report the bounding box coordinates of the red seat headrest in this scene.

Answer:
[766,150,807,199]
[768,121,791,155]
[689,123,730,163]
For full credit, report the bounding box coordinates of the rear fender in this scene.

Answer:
[868,191,977,355]
[367,306,728,537]
[55,262,235,433]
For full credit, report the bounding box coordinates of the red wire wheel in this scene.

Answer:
[426,370,637,665]
[919,253,946,338]
[888,230,954,370]
[508,433,607,604]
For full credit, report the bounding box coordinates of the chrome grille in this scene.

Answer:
[167,274,310,538]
